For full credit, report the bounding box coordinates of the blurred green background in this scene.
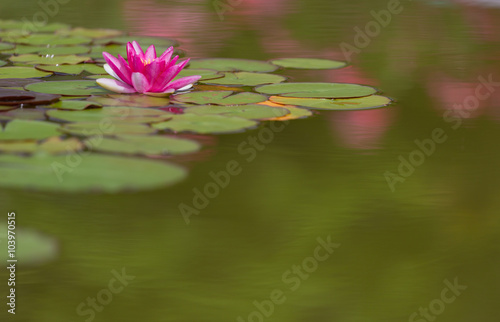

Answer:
[1,0,500,321]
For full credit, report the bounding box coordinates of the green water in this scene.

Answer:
[1,0,500,321]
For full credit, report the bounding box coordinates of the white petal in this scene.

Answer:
[103,64,124,83]
[176,84,193,92]
[96,78,136,94]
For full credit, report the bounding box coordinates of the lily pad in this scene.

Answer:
[184,104,289,120]
[256,82,377,98]
[0,105,18,111]
[153,114,258,134]
[0,108,46,121]
[60,122,156,136]
[174,69,223,81]
[0,43,15,51]
[0,88,60,106]
[25,80,110,96]
[0,225,58,265]
[3,45,47,55]
[10,54,90,65]
[189,58,278,72]
[201,72,286,86]
[172,91,267,105]
[258,101,313,120]
[0,154,187,192]
[0,119,60,141]
[270,58,347,70]
[47,106,172,123]
[95,36,177,47]
[0,78,42,87]
[0,67,52,79]
[46,100,102,110]
[36,64,105,75]
[0,60,6,67]
[87,94,170,107]
[15,34,92,46]
[38,46,91,56]
[56,27,124,39]
[84,135,201,156]
[0,137,83,154]
[269,95,393,110]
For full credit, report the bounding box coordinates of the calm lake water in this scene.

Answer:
[1,0,500,321]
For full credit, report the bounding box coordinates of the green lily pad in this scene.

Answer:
[189,58,278,72]
[153,114,257,134]
[88,94,170,107]
[2,45,48,55]
[38,46,91,56]
[256,82,377,98]
[60,122,156,136]
[0,225,58,265]
[36,64,105,75]
[0,60,6,67]
[174,69,223,81]
[0,43,15,51]
[46,100,102,110]
[56,27,124,39]
[270,105,313,120]
[9,54,90,65]
[269,95,393,110]
[0,78,42,87]
[15,34,92,46]
[89,44,127,59]
[184,104,289,120]
[172,91,267,105]
[201,72,286,86]
[0,137,83,155]
[0,120,60,141]
[0,154,187,193]
[270,58,347,70]
[47,106,172,123]
[25,80,110,96]
[0,88,60,105]
[0,109,46,121]
[0,67,52,79]
[95,36,177,47]
[84,135,201,156]
[0,105,18,111]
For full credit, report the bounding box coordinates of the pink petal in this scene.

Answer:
[159,47,174,61]
[131,72,151,93]
[96,78,136,94]
[145,45,157,61]
[163,75,201,92]
[131,41,144,57]
[158,59,190,92]
[143,59,161,82]
[102,52,132,85]
[149,56,180,91]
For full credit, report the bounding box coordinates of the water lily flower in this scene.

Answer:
[96,41,200,97]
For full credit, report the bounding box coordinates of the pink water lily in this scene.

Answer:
[96,41,201,97]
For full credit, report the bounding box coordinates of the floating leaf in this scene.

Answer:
[15,34,92,46]
[3,45,46,55]
[36,64,105,75]
[189,58,278,72]
[0,137,83,155]
[0,225,58,265]
[47,106,172,123]
[184,104,289,120]
[0,78,42,87]
[56,27,124,39]
[270,58,347,70]
[256,82,377,98]
[84,135,201,156]
[0,120,60,140]
[95,36,177,47]
[46,100,102,110]
[201,72,286,86]
[172,91,267,105]
[174,69,223,81]
[0,109,46,121]
[0,105,18,111]
[25,80,109,96]
[269,95,393,110]
[87,94,170,107]
[0,67,52,79]
[258,101,313,120]
[0,154,187,192]
[153,114,257,134]
[9,54,90,65]
[61,122,156,136]
[38,46,91,56]
[0,88,60,106]
[0,60,6,67]
[0,43,15,51]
